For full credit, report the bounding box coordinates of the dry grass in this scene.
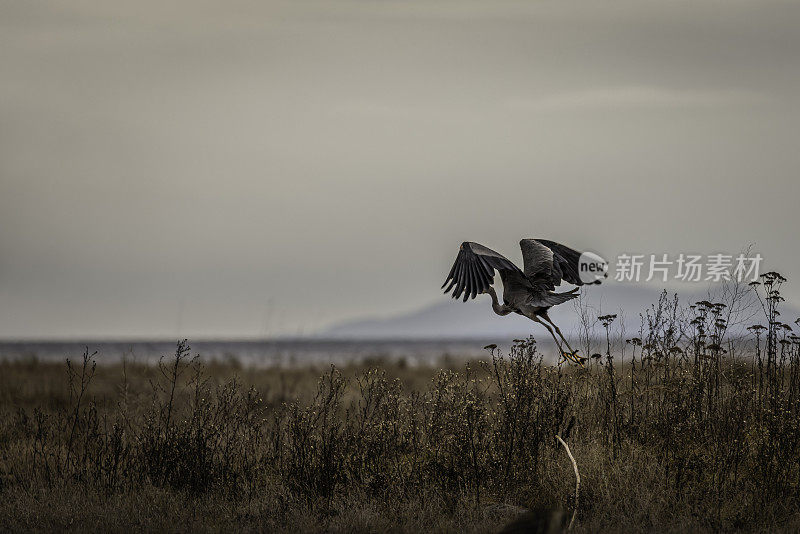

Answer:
[2,273,800,533]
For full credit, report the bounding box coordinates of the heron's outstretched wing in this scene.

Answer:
[520,238,600,289]
[442,241,523,301]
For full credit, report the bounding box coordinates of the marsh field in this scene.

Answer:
[2,274,800,533]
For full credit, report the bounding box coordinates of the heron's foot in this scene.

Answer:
[562,350,586,367]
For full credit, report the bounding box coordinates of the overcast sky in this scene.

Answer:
[1,0,799,339]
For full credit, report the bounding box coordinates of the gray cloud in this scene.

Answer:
[1,0,799,338]
[507,86,767,111]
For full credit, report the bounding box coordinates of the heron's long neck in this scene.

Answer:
[486,287,512,316]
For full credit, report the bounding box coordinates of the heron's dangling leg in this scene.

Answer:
[541,311,581,360]
[530,316,572,364]
[538,313,585,367]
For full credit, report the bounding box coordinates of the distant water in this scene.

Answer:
[0,338,541,368]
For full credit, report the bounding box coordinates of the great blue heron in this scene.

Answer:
[441,239,603,364]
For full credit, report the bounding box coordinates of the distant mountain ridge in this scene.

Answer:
[321,283,800,340]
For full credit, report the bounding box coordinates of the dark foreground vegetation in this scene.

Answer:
[2,273,800,533]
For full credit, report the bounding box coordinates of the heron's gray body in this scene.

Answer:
[441,239,601,364]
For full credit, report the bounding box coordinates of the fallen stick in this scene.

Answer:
[556,434,580,531]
